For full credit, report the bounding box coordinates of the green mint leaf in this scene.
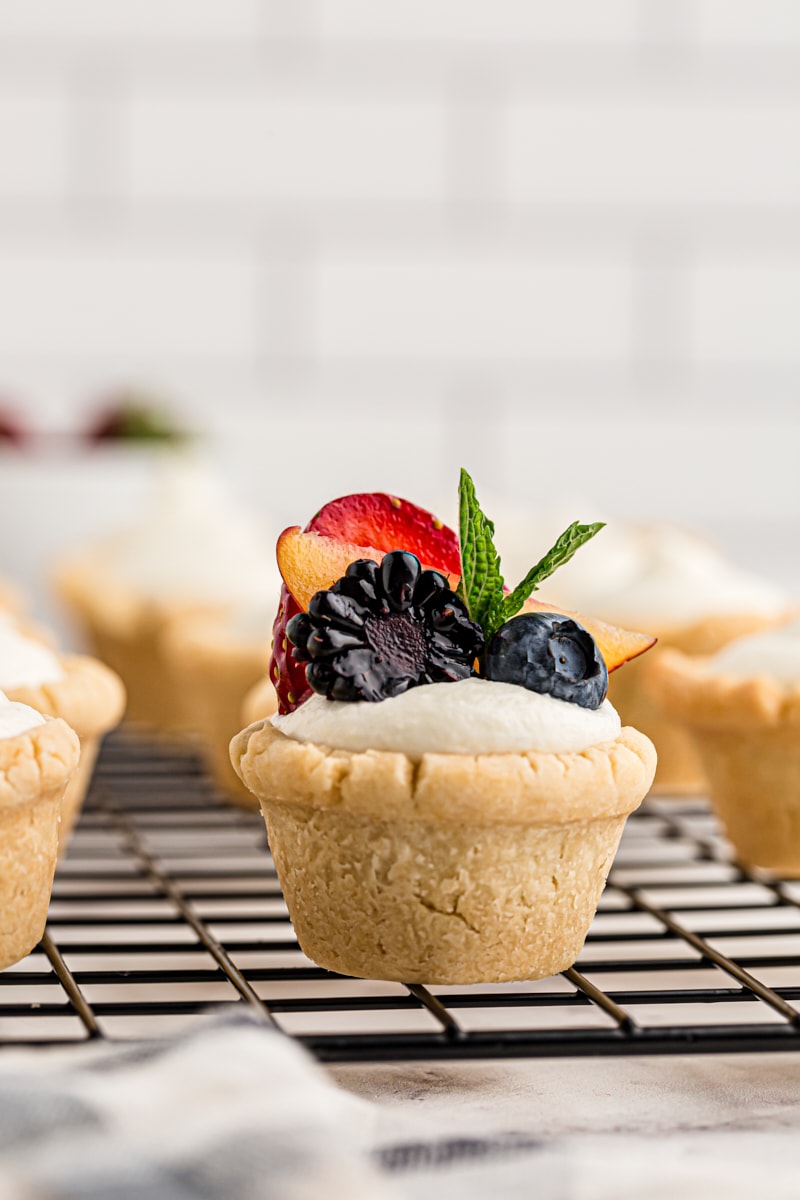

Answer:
[500,521,605,624]
[456,468,505,640]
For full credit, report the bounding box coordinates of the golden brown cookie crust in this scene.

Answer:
[0,718,80,968]
[232,721,656,825]
[647,648,800,732]
[7,655,126,740]
[164,614,271,808]
[0,717,80,811]
[230,720,655,984]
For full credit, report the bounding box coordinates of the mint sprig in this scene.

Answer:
[499,520,605,625]
[456,468,604,651]
[456,468,505,638]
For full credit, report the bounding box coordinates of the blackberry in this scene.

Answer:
[286,551,484,703]
[486,612,608,710]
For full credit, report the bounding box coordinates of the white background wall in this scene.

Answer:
[0,0,798,615]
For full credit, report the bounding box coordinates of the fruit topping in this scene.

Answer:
[270,586,313,713]
[276,527,387,611]
[0,407,29,446]
[271,498,461,713]
[287,551,484,703]
[86,393,186,443]
[486,613,608,710]
[521,597,656,674]
[308,493,460,577]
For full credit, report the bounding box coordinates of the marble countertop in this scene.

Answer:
[330,1052,800,1197]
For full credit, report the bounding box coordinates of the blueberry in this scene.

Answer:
[485,613,608,710]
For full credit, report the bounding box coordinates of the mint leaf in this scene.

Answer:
[456,468,505,638]
[499,521,605,625]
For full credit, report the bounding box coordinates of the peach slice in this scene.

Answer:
[521,596,656,673]
[277,527,387,610]
[278,526,461,609]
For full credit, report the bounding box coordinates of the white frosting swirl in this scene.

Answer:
[0,619,64,690]
[0,689,45,739]
[708,618,800,685]
[272,678,621,758]
[85,457,278,605]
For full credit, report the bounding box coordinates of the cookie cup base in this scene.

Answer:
[648,648,800,874]
[9,656,126,850]
[611,613,782,795]
[163,618,272,808]
[694,728,800,874]
[0,719,80,971]
[231,722,656,985]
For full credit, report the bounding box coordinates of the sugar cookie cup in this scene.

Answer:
[0,717,80,970]
[649,648,800,874]
[231,721,655,984]
[163,613,275,807]
[611,612,783,794]
[8,656,126,847]
[55,560,211,733]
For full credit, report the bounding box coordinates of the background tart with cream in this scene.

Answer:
[0,617,126,848]
[55,456,276,733]
[232,474,657,984]
[163,603,277,806]
[649,618,800,874]
[526,517,789,794]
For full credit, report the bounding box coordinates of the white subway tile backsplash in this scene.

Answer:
[696,0,800,45]
[502,413,800,524]
[0,90,67,197]
[506,102,800,207]
[0,1,261,39]
[126,90,447,203]
[0,0,795,548]
[0,246,259,358]
[691,257,800,363]
[314,253,633,362]
[316,0,640,44]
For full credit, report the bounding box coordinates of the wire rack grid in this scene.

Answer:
[2,731,800,1061]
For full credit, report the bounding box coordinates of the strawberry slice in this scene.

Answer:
[270,585,313,714]
[269,495,460,714]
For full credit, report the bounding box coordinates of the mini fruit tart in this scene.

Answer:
[539,521,789,795]
[0,693,79,971]
[648,619,800,874]
[232,475,657,985]
[0,618,125,849]
[54,457,276,733]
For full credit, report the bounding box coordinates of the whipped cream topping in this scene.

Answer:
[273,677,621,758]
[0,689,45,739]
[83,457,279,605]
[0,619,64,690]
[707,618,800,685]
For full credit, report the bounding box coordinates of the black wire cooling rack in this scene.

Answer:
[3,730,800,1061]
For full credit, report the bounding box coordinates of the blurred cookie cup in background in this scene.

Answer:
[0,618,125,848]
[0,697,79,970]
[163,604,276,807]
[649,619,800,874]
[54,456,276,735]
[535,519,789,794]
[241,676,278,730]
